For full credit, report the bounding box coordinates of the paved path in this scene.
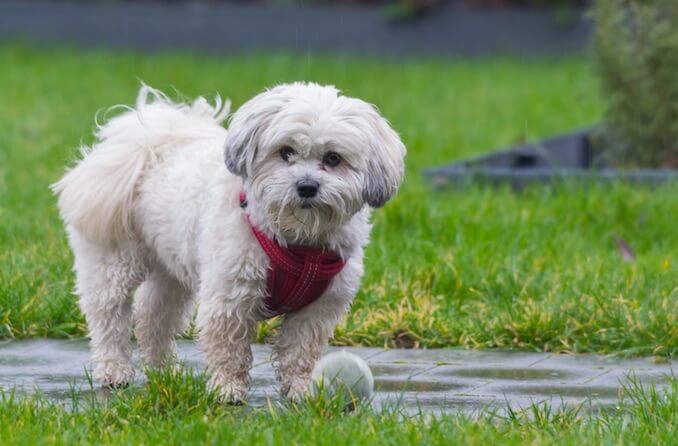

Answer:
[0,340,675,414]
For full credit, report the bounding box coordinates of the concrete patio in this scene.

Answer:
[0,340,674,414]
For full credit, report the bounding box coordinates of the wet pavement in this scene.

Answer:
[0,339,675,414]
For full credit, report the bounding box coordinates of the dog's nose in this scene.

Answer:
[296,179,319,198]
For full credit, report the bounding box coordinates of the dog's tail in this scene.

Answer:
[51,84,230,247]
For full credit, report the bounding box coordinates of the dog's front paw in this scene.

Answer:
[94,361,135,389]
[281,378,312,402]
[208,374,249,404]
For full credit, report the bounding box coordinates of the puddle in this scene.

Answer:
[442,368,575,381]
[0,356,53,366]
[369,364,427,376]
[499,385,621,399]
[374,393,494,414]
[250,376,277,387]
[375,379,461,393]
[374,349,550,366]
[617,372,675,386]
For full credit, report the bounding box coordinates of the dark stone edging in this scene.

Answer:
[424,127,678,188]
[0,0,591,57]
[426,166,678,189]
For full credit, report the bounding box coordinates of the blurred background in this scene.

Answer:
[0,0,592,58]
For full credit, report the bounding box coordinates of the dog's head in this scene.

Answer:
[224,82,405,240]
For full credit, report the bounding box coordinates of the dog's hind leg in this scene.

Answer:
[70,231,148,388]
[134,267,192,368]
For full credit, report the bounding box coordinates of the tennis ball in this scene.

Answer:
[309,350,374,407]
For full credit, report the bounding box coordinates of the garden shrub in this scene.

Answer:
[592,0,678,167]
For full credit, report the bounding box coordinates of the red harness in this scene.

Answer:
[240,192,346,318]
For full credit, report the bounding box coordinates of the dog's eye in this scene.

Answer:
[280,146,296,162]
[322,152,342,167]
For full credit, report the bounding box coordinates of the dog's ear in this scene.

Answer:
[362,107,406,208]
[224,113,258,178]
[224,90,284,178]
[223,118,253,177]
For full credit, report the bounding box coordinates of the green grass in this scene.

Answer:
[2,365,678,445]
[1,45,678,356]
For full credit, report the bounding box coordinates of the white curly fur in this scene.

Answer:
[52,82,405,403]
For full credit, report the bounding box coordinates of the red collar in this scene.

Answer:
[239,192,346,318]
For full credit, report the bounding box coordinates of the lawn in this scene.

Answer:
[3,44,678,445]
[2,45,678,357]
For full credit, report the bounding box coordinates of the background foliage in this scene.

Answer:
[593,0,678,167]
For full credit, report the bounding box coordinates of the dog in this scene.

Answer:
[52,82,406,403]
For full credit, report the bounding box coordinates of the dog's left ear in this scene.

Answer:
[362,107,406,208]
[224,89,284,178]
[223,115,255,177]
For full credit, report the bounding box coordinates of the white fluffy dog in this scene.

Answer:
[52,82,405,403]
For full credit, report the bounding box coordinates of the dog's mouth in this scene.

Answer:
[269,196,349,241]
